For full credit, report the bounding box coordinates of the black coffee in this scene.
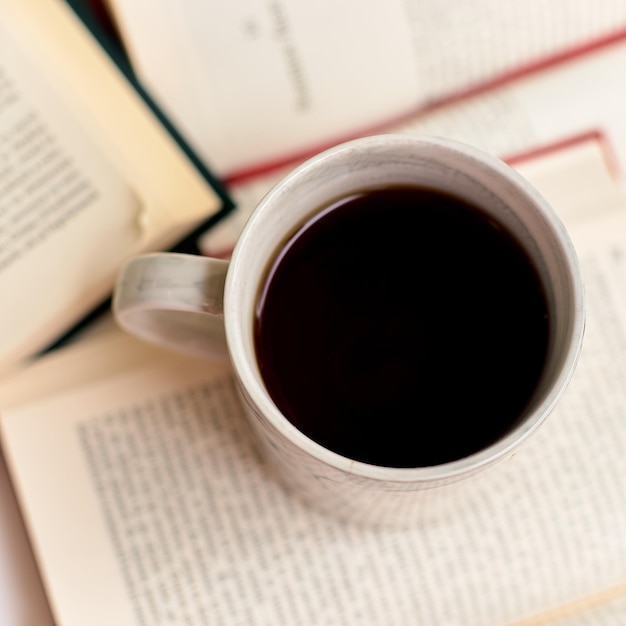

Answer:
[254,186,550,467]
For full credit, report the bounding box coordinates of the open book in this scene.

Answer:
[106,0,626,178]
[102,0,626,257]
[0,0,229,378]
[1,135,626,626]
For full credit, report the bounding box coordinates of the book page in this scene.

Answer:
[0,0,224,375]
[0,18,140,376]
[0,451,54,626]
[108,0,419,176]
[107,0,626,176]
[2,211,626,625]
[0,329,165,626]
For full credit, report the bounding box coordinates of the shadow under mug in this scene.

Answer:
[113,134,585,527]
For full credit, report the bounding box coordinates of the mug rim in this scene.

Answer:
[225,133,586,484]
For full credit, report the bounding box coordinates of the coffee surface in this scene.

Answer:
[254,186,550,467]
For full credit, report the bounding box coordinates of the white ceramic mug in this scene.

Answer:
[113,134,585,527]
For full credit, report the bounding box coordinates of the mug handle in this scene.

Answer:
[113,252,230,360]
